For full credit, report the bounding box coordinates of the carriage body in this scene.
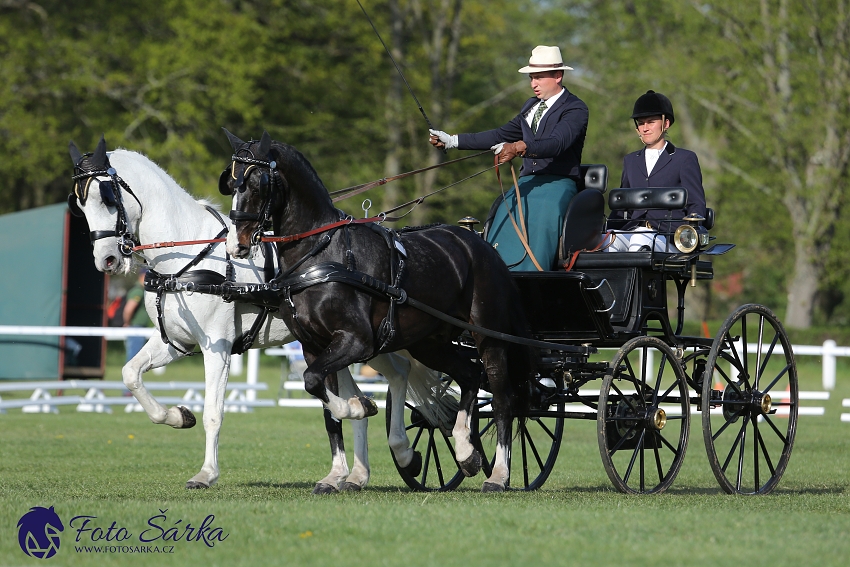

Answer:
[398,168,798,496]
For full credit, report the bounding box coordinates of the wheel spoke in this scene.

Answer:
[623,429,646,485]
[756,332,780,390]
[712,407,744,441]
[720,416,748,472]
[753,416,760,489]
[410,427,424,451]
[523,424,546,471]
[656,429,680,454]
[754,316,764,391]
[430,432,446,487]
[421,430,434,486]
[439,428,458,462]
[652,352,669,404]
[756,424,777,476]
[534,418,557,441]
[520,424,530,487]
[653,437,664,484]
[610,381,638,413]
[609,421,639,455]
[740,316,750,389]
[479,417,495,437]
[735,415,749,491]
[760,412,789,445]
[760,364,791,395]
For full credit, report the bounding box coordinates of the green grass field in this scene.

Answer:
[2,348,850,566]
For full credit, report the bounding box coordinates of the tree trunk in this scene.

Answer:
[785,238,820,328]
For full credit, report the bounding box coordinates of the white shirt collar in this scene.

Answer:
[644,141,667,174]
[526,88,565,126]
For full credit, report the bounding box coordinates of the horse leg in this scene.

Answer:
[368,352,420,475]
[122,337,193,428]
[302,334,378,421]
[337,366,370,491]
[184,346,231,489]
[405,342,483,478]
[479,343,513,493]
[312,408,349,494]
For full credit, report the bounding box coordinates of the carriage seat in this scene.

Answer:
[607,186,714,230]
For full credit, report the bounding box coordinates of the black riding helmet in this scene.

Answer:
[631,90,674,125]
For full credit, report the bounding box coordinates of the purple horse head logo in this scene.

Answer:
[17,506,64,559]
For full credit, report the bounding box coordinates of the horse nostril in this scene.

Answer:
[105,256,116,268]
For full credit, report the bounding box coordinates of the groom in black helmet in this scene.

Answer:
[608,90,706,252]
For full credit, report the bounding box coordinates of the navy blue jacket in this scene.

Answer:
[611,142,706,229]
[457,88,588,180]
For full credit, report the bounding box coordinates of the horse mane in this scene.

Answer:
[109,148,217,209]
[270,141,332,200]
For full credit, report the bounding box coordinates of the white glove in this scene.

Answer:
[429,129,458,150]
[490,142,505,155]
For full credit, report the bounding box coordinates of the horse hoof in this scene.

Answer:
[358,396,379,418]
[312,483,339,495]
[481,482,506,493]
[403,451,422,477]
[176,406,196,429]
[185,480,210,489]
[340,482,362,492]
[458,451,482,477]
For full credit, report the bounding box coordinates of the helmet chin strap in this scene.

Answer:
[636,114,668,148]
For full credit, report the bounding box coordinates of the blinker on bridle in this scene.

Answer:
[69,154,142,257]
[223,144,279,246]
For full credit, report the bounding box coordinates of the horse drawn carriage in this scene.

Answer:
[68,134,797,496]
[391,164,798,495]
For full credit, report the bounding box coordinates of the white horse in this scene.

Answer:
[68,137,438,492]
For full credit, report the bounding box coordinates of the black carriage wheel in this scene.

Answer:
[597,336,691,494]
[385,378,465,492]
[475,374,565,491]
[701,304,798,495]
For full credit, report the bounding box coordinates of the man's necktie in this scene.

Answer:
[531,101,547,134]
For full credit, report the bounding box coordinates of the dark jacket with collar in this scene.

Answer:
[456,88,588,180]
[611,141,706,229]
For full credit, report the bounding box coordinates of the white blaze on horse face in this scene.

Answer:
[80,190,131,275]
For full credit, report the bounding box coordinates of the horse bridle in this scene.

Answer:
[69,155,143,257]
[221,144,281,246]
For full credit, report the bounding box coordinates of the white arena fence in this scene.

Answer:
[0,326,847,419]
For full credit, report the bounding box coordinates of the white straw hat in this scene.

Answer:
[518,45,574,73]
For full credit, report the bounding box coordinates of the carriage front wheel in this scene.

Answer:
[597,336,691,494]
[385,377,466,492]
[701,304,798,495]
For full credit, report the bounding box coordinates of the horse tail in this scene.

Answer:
[507,296,536,424]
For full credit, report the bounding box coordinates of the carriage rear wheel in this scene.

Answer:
[597,336,691,494]
[385,377,465,492]
[701,304,798,495]
[475,374,565,491]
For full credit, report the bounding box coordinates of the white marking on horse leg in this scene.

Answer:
[486,442,511,488]
[343,418,370,488]
[186,348,229,488]
[122,338,179,425]
[453,409,474,462]
[369,353,414,465]
[316,435,349,490]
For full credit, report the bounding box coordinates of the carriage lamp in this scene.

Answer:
[458,216,480,232]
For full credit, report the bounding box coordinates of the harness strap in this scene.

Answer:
[260,216,384,244]
[562,231,616,272]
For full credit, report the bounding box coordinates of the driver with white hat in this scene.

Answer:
[430,45,588,271]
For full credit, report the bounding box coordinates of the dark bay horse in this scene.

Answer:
[220,131,534,491]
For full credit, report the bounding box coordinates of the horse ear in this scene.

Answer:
[258,131,271,157]
[92,135,108,168]
[69,141,83,165]
[222,128,246,151]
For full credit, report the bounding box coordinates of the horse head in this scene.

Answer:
[219,129,338,259]
[68,137,141,275]
[220,130,286,258]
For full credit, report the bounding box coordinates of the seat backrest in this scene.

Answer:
[608,186,688,211]
[557,188,605,264]
[579,164,608,193]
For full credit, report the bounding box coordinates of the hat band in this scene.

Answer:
[528,62,563,68]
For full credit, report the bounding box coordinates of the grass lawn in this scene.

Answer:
[1,345,849,566]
